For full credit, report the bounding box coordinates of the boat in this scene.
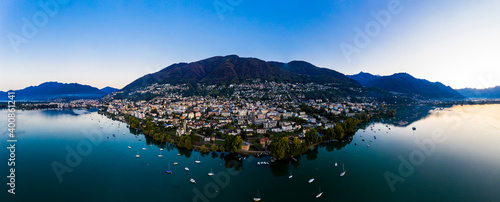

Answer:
[112,134,115,137]
[185,167,190,171]
[160,148,164,151]
[158,150,163,158]
[177,153,181,156]
[142,147,146,150]
[165,163,172,174]
[208,168,214,176]
[367,144,370,147]
[316,186,323,198]
[123,132,125,135]
[374,136,377,139]
[173,162,178,165]
[340,163,346,177]
[253,190,261,201]
[190,178,196,183]
[308,178,315,183]
[412,127,416,130]
[195,156,201,164]
[335,157,338,167]
[128,143,131,149]
[288,170,293,179]
[135,151,140,158]
[138,138,141,141]
[149,144,152,147]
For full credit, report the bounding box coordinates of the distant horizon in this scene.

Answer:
[1,1,499,91]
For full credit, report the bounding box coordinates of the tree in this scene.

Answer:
[200,145,210,153]
[178,135,193,150]
[325,127,335,140]
[290,137,302,154]
[334,124,345,139]
[211,144,218,152]
[224,135,243,153]
[305,128,319,145]
[270,136,290,160]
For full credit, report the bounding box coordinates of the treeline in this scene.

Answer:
[269,117,364,160]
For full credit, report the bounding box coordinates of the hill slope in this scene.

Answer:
[456,86,500,98]
[362,73,464,99]
[0,82,107,101]
[347,72,381,86]
[123,55,360,90]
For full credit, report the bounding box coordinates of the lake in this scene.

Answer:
[1,104,500,201]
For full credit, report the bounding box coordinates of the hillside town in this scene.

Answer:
[96,82,395,159]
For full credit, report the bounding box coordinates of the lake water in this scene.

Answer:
[1,105,500,201]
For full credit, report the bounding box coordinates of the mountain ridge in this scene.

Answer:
[349,72,464,99]
[123,55,360,90]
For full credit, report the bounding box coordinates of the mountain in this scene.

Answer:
[123,55,360,90]
[456,86,500,98]
[100,86,119,95]
[0,82,107,101]
[347,72,381,86]
[350,72,464,99]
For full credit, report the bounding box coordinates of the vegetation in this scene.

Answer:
[224,135,243,153]
[270,136,290,160]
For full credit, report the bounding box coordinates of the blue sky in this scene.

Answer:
[1,0,499,91]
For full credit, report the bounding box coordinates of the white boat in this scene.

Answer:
[190,178,196,183]
[195,156,201,164]
[308,178,315,183]
[135,151,140,158]
[253,190,261,201]
[185,167,190,171]
[158,150,163,158]
[340,163,346,177]
[177,153,181,156]
[128,143,131,149]
[160,148,164,151]
[335,157,338,167]
[208,168,214,176]
[316,186,323,198]
[288,170,293,179]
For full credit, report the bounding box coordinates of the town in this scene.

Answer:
[97,81,396,160]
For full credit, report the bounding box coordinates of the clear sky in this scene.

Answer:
[1,0,499,91]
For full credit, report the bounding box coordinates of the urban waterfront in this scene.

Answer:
[2,104,500,201]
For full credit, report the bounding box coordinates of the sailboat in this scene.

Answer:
[128,143,131,149]
[253,190,261,201]
[165,162,172,174]
[288,170,293,179]
[142,143,147,150]
[190,178,196,183]
[160,148,164,151]
[316,186,323,198]
[340,163,346,177]
[158,150,163,158]
[135,151,140,158]
[185,167,190,171]
[308,178,315,183]
[208,168,214,176]
[195,156,201,164]
[335,157,338,167]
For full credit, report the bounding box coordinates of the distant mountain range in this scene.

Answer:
[348,72,464,99]
[456,86,500,98]
[123,55,360,90]
[100,86,119,94]
[0,82,117,101]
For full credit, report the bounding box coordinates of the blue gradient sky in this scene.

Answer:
[1,0,499,91]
